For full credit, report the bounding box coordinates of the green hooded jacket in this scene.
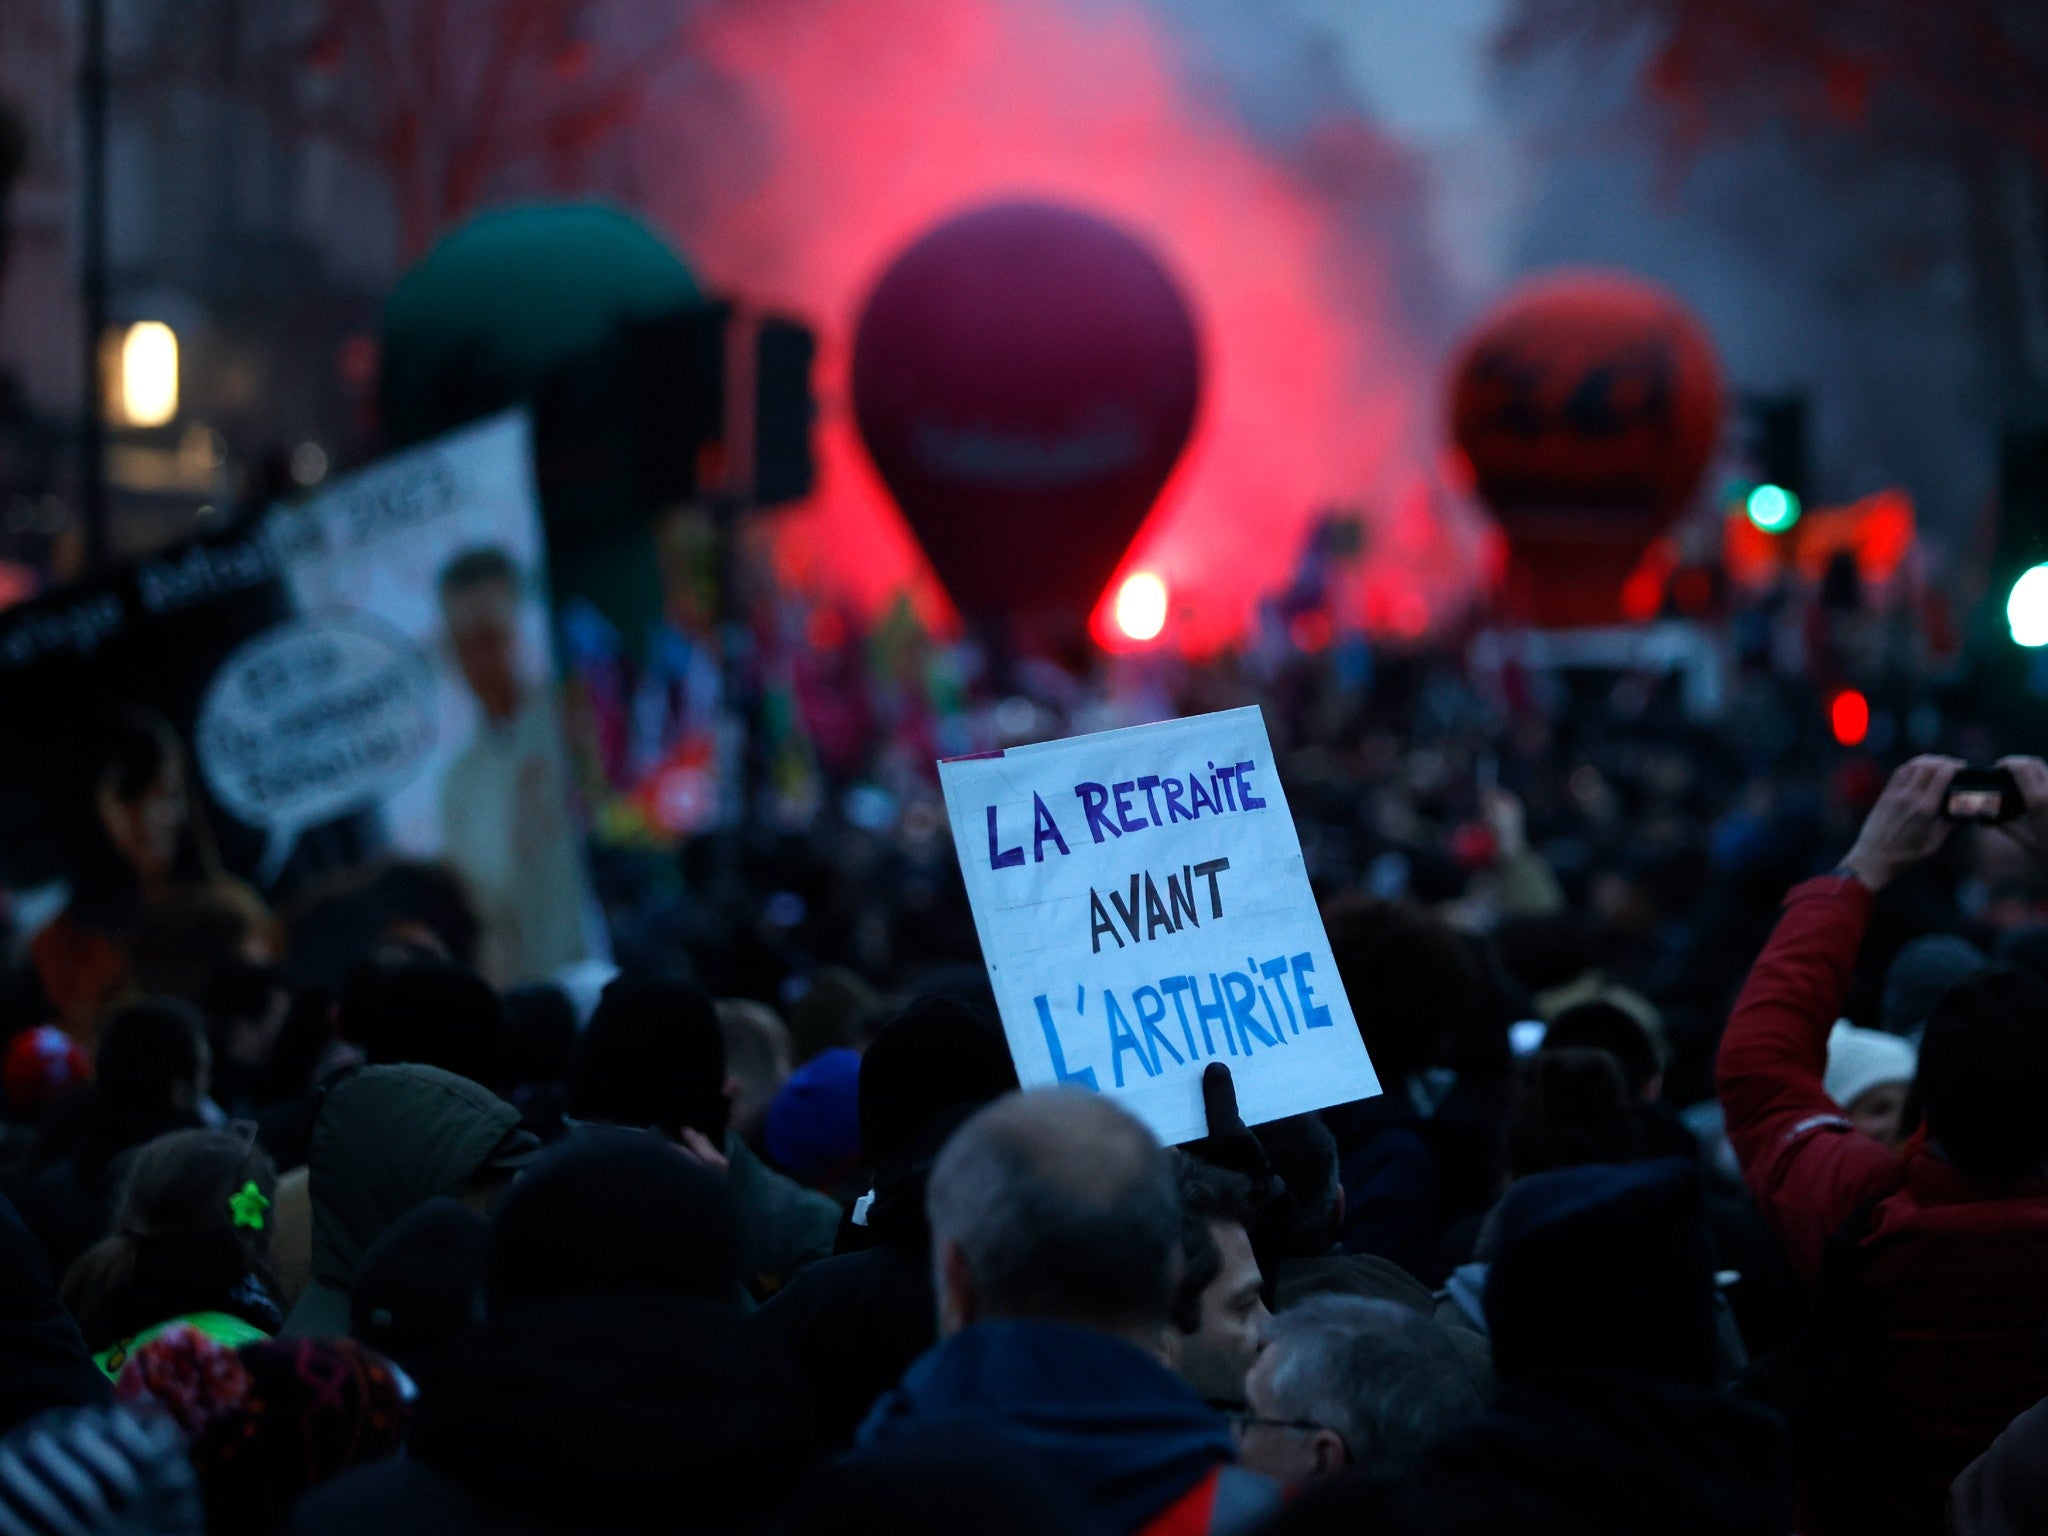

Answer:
[725,1137,840,1300]
[281,1064,532,1338]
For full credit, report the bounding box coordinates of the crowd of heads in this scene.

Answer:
[3,632,2048,1534]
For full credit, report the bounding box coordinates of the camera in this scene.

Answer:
[1943,766,2023,824]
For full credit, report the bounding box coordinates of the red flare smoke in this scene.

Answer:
[652,0,1476,650]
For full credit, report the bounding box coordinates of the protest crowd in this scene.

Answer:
[0,589,2047,1536]
[12,0,2048,1523]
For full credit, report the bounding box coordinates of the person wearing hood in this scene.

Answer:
[752,996,1016,1444]
[263,957,514,1315]
[565,974,839,1299]
[280,1064,537,1338]
[289,1130,811,1536]
[1259,1159,1793,1536]
[860,1090,1280,1536]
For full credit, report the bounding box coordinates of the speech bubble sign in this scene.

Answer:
[194,618,437,883]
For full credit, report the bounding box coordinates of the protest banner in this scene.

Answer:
[939,706,1380,1145]
[0,410,601,993]
[268,411,602,985]
[0,524,305,921]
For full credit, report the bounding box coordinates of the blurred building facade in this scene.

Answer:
[0,0,395,573]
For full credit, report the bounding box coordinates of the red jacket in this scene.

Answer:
[1140,1467,1282,1536]
[1719,875,2048,1535]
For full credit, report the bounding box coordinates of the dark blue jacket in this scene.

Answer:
[1325,1094,1440,1274]
[860,1320,1251,1534]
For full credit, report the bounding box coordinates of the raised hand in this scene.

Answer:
[1839,755,1964,891]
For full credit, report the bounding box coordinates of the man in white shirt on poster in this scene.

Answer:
[436,546,596,987]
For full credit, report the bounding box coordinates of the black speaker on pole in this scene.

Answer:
[625,303,729,509]
[750,317,815,509]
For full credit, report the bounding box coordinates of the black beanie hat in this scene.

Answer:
[1485,1156,1718,1387]
[567,975,728,1143]
[485,1130,737,1311]
[857,997,1017,1166]
[343,960,506,1090]
[1919,966,2048,1180]
[350,1196,488,1382]
[96,999,208,1118]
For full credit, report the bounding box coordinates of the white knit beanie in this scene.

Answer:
[1824,1021,1918,1111]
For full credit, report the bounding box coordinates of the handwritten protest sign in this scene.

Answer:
[940,706,1380,1145]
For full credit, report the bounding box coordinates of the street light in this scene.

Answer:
[111,321,178,427]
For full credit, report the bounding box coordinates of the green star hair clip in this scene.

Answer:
[229,1180,270,1232]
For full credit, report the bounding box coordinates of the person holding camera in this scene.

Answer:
[1718,755,2048,1536]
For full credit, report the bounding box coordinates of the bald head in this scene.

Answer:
[927,1089,1180,1337]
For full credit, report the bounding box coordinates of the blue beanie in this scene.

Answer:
[765,1048,864,1184]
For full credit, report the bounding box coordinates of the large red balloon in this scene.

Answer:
[852,201,1201,632]
[1450,270,1723,627]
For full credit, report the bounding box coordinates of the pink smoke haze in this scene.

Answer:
[648,0,1483,651]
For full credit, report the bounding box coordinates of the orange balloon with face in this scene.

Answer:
[1451,270,1724,628]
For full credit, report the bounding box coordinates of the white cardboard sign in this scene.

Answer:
[939,706,1381,1145]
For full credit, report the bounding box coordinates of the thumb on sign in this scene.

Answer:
[1179,1062,1271,1183]
[1184,1061,1329,1289]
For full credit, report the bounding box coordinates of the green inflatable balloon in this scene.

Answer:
[381,204,708,638]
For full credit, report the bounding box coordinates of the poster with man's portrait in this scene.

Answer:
[268,412,603,985]
[0,410,603,995]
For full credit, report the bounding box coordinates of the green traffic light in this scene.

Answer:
[2009,562,2048,647]
[1746,483,1801,533]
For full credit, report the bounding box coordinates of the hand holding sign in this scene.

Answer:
[1184,1062,1271,1178]
[940,706,1380,1145]
[194,618,437,883]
